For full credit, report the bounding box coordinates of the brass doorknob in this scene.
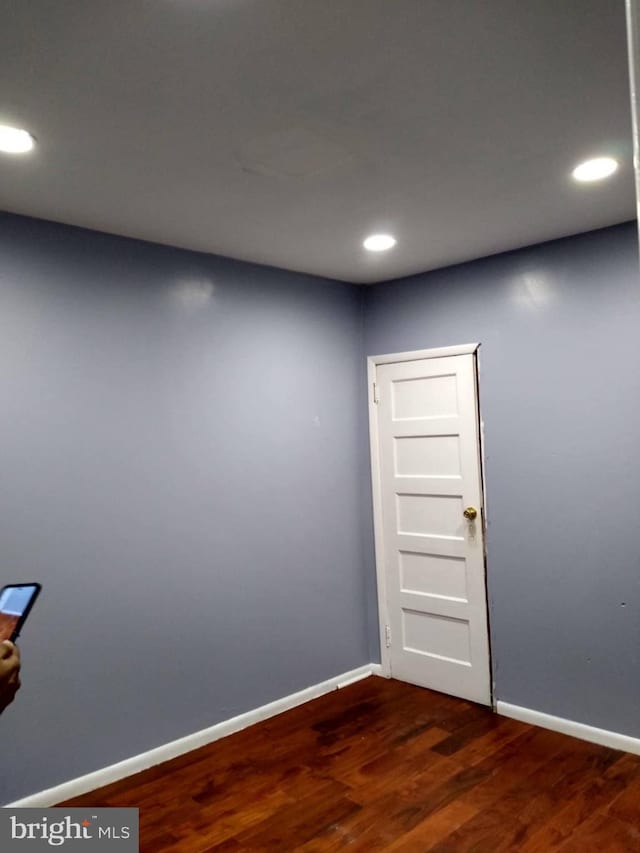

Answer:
[463,507,478,521]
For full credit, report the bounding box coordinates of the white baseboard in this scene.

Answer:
[497,700,640,756]
[6,663,383,808]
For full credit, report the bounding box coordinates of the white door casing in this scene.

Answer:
[368,345,491,706]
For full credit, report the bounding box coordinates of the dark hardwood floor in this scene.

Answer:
[61,677,640,851]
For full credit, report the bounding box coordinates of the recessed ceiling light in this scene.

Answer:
[571,157,618,182]
[363,234,396,252]
[0,124,35,154]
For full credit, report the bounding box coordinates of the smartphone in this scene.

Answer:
[0,583,42,643]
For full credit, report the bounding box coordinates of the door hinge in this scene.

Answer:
[373,381,379,404]
[385,625,392,648]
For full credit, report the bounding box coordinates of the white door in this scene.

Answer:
[371,349,491,705]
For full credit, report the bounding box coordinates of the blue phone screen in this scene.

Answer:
[0,586,38,641]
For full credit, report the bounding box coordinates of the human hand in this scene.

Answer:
[0,641,21,714]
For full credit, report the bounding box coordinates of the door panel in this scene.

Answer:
[402,609,471,664]
[394,434,461,477]
[399,551,468,601]
[392,373,459,419]
[374,353,491,705]
[396,493,464,538]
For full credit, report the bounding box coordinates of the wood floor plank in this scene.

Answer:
[555,812,640,852]
[604,757,640,826]
[58,677,640,851]
[383,800,481,852]
[431,741,621,852]
[518,752,640,852]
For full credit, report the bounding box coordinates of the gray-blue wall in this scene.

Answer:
[0,213,370,804]
[2,212,639,804]
[363,221,640,737]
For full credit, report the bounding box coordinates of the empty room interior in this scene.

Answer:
[2,1,640,850]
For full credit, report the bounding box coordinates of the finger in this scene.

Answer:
[2,643,19,664]
[0,641,15,660]
[0,652,20,675]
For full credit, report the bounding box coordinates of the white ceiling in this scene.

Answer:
[0,1,635,283]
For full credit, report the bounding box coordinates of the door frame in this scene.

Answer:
[367,343,492,699]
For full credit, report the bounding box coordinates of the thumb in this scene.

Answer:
[0,641,15,659]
